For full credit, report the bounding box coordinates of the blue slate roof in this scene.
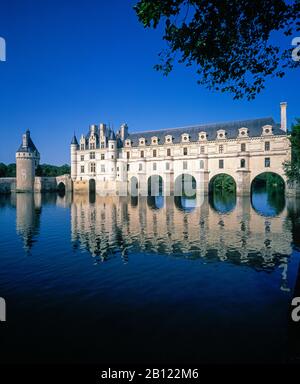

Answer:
[127,117,285,146]
[17,131,39,153]
[71,134,79,145]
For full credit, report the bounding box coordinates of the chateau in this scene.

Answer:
[70,102,291,196]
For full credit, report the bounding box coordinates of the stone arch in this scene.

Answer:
[209,173,237,194]
[250,171,286,190]
[250,172,285,217]
[57,181,66,196]
[147,175,164,196]
[89,178,96,193]
[129,176,139,196]
[174,173,197,197]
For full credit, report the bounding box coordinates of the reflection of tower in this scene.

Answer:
[16,193,41,251]
[16,130,40,192]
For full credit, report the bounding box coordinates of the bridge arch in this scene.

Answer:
[57,181,66,196]
[174,173,197,197]
[147,175,164,196]
[209,173,237,194]
[250,172,285,217]
[129,176,139,196]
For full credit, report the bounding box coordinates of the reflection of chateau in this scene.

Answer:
[10,191,294,290]
[71,195,292,274]
[71,103,290,196]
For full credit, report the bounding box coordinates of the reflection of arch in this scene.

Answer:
[174,196,197,212]
[209,192,236,214]
[57,182,66,197]
[147,175,163,196]
[174,174,197,197]
[129,176,139,196]
[251,172,285,217]
[209,173,236,194]
[147,196,164,210]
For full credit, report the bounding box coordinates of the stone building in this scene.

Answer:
[71,102,291,196]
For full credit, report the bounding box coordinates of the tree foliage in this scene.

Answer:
[0,163,70,178]
[212,174,236,192]
[36,164,71,177]
[284,118,300,184]
[134,0,300,99]
[0,163,16,177]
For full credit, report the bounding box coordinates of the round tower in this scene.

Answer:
[71,134,79,181]
[16,130,40,193]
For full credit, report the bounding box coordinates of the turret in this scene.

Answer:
[16,130,40,193]
[71,134,79,181]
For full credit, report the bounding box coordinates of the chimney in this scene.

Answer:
[22,130,30,148]
[280,102,287,132]
[120,123,128,141]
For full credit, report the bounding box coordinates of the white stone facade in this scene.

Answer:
[71,104,291,196]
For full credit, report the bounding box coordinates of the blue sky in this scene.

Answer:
[0,0,299,165]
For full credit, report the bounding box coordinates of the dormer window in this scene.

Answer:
[262,125,273,136]
[151,136,158,145]
[217,130,226,140]
[139,137,146,146]
[199,132,207,141]
[165,135,173,144]
[238,127,249,138]
[181,133,190,143]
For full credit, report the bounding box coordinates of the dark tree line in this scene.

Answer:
[0,163,70,178]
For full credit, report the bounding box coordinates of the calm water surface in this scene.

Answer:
[0,190,300,363]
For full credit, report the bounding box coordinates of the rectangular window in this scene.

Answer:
[139,163,143,171]
[166,162,170,170]
[183,147,188,156]
[241,143,246,152]
[127,164,130,171]
[265,141,270,151]
[183,161,188,170]
[81,165,85,173]
[90,163,96,173]
[153,163,157,171]
[127,152,130,159]
[153,149,157,157]
[101,165,105,173]
[80,144,85,151]
[80,155,84,161]
[90,152,95,159]
[90,143,95,150]
[200,146,205,154]
[219,145,224,154]
[219,159,224,169]
[140,150,144,158]
[101,153,105,160]
[265,157,270,168]
[167,148,171,157]
[101,143,105,149]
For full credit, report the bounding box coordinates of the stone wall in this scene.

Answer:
[0,178,16,194]
[0,175,73,194]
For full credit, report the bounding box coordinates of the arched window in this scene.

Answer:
[240,159,246,168]
[200,160,204,169]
